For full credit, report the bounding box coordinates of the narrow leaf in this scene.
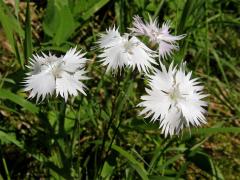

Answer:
[81,0,110,20]
[0,130,24,149]
[24,0,33,61]
[0,89,39,113]
[111,144,149,180]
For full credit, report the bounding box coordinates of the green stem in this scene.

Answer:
[2,157,10,180]
[58,99,66,137]
[153,0,164,20]
[102,118,122,163]
[99,70,133,176]
[71,100,82,178]
[98,72,122,174]
[205,0,210,87]
[56,99,72,178]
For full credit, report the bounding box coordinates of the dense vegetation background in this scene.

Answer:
[0,0,239,179]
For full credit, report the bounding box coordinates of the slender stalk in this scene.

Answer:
[153,0,164,20]
[98,72,122,174]
[98,70,132,176]
[58,99,66,138]
[102,118,122,164]
[2,157,10,180]
[205,0,210,87]
[70,99,82,178]
[56,99,73,179]
[104,71,132,155]
[24,0,32,63]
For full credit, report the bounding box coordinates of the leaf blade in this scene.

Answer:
[0,89,39,113]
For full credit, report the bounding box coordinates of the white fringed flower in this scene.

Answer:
[130,15,185,59]
[24,47,89,102]
[97,27,156,73]
[97,26,122,48]
[138,62,208,137]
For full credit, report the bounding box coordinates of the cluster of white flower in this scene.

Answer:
[96,26,157,73]
[23,47,88,102]
[24,15,208,137]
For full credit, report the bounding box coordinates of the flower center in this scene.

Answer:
[50,61,62,77]
[156,33,165,41]
[123,41,135,54]
[41,57,63,77]
[168,84,184,103]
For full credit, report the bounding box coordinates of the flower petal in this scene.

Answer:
[24,71,55,102]
[56,71,88,101]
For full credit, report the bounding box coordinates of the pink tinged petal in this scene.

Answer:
[158,41,178,59]
[131,16,185,51]
[130,15,148,36]
[160,21,171,34]
[158,34,186,43]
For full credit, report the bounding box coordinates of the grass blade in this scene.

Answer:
[177,0,194,34]
[0,89,39,114]
[0,130,24,149]
[210,48,229,86]
[111,144,149,180]
[2,158,10,180]
[81,0,110,21]
[24,0,33,61]
[13,34,24,69]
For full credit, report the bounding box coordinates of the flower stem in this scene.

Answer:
[2,157,10,180]
[102,118,122,164]
[58,99,66,138]
[98,72,122,168]
[98,70,133,176]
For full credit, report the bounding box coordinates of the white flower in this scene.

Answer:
[97,27,157,73]
[97,26,122,48]
[24,47,89,102]
[138,62,208,137]
[130,15,185,59]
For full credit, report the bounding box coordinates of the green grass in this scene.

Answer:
[0,0,239,179]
